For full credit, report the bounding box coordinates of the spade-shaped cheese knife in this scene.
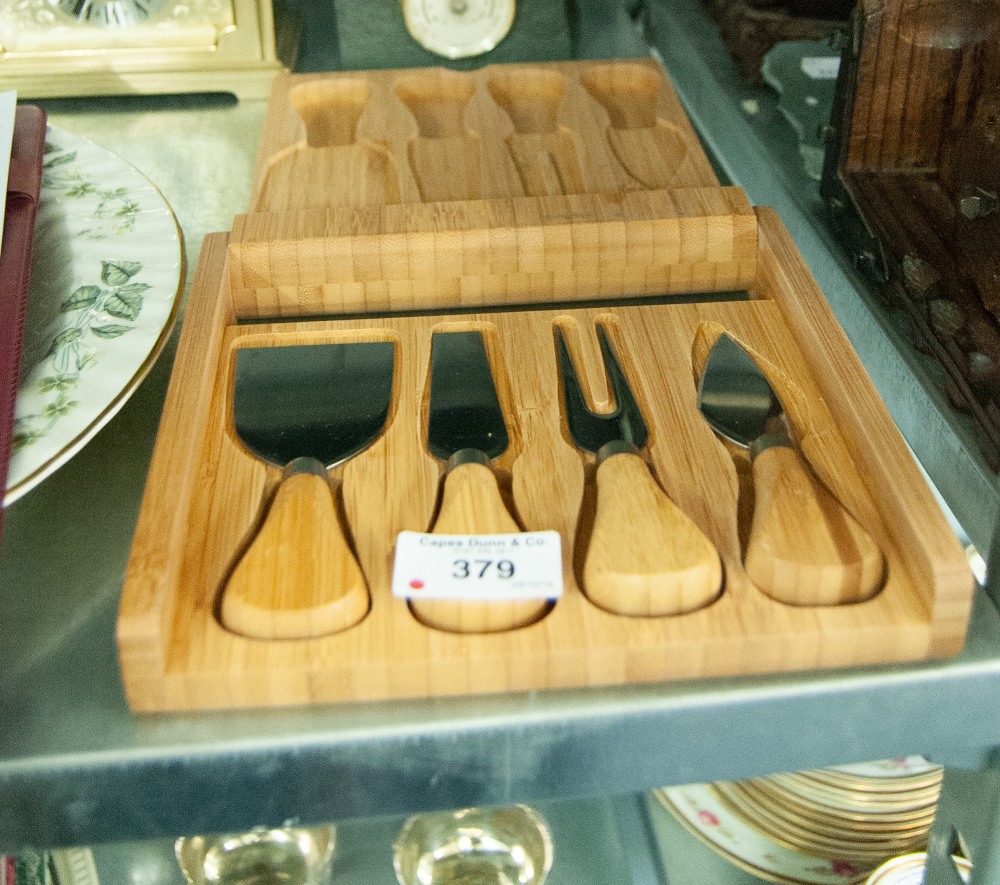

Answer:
[222,341,395,640]
[697,333,884,604]
[556,325,722,616]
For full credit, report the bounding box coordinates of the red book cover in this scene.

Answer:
[0,105,47,543]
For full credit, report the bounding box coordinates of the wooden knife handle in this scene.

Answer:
[745,445,885,605]
[221,464,369,639]
[410,459,549,634]
[584,451,722,616]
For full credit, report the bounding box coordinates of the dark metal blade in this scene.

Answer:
[233,341,395,467]
[555,325,648,454]
[697,333,781,447]
[427,331,509,461]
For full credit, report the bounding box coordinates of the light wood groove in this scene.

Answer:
[116,58,972,711]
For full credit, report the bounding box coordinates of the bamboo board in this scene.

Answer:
[227,60,758,317]
[117,210,973,712]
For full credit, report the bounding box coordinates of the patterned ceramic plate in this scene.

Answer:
[653,785,875,885]
[712,791,931,870]
[807,758,943,792]
[767,775,940,815]
[5,125,184,504]
[825,758,939,779]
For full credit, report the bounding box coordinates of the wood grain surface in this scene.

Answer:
[742,444,885,606]
[220,468,371,640]
[834,0,1000,467]
[117,57,973,712]
[411,460,551,634]
[583,450,723,616]
[116,222,973,711]
[229,60,756,316]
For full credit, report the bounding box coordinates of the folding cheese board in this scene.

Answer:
[117,60,972,711]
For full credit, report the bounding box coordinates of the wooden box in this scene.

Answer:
[700,0,852,85]
[117,60,972,712]
[822,0,1000,469]
[229,61,757,316]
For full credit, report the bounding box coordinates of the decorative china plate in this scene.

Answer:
[5,125,184,504]
[653,785,872,885]
[814,757,941,787]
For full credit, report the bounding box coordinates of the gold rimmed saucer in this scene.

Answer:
[653,786,873,885]
[711,784,931,864]
[792,769,942,797]
[727,781,936,840]
[654,758,942,885]
[810,759,942,793]
[757,778,939,823]
[768,774,940,814]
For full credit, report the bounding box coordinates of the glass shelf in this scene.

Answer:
[2,0,998,861]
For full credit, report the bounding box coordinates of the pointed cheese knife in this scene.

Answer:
[411,330,549,634]
[697,333,884,604]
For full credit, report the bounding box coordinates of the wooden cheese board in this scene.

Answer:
[117,60,973,712]
[228,60,757,317]
[118,213,972,711]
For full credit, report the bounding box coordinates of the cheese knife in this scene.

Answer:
[411,329,548,633]
[556,324,721,616]
[222,340,394,639]
[697,333,884,604]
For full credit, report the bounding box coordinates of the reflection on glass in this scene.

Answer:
[393,805,553,885]
[175,823,336,885]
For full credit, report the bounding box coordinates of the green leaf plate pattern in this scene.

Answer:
[5,125,184,504]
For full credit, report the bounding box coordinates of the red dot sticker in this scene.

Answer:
[409,579,425,590]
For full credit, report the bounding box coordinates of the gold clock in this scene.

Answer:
[0,0,297,99]
[402,0,516,59]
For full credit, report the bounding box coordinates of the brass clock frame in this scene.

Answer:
[0,0,297,99]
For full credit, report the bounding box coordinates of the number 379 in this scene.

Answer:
[452,559,515,579]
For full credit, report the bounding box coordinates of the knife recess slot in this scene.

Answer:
[396,70,489,203]
[290,78,371,148]
[412,323,552,634]
[214,468,369,636]
[410,449,555,635]
[554,316,724,618]
[420,321,521,471]
[214,336,397,641]
[580,62,699,191]
[693,323,888,607]
[253,78,404,213]
[118,51,973,708]
[552,317,658,446]
[486,68,588,197]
